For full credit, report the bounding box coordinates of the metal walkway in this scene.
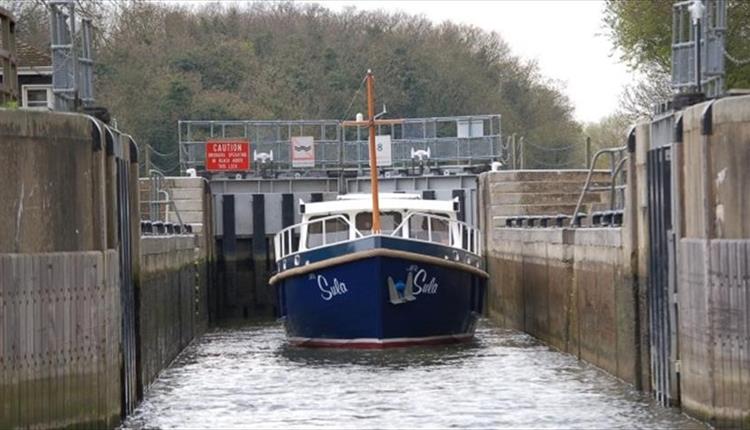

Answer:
[178,115,501,174]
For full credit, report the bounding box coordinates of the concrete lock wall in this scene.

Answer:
[0,109,212,428]
[674,95,750,426]
[485,227,641,385]
[139,235,209,390]
[0,110,124,428]
[0,251,122,429]
[481,94,750,428]
[480,168,645,386]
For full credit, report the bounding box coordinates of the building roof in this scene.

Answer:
[302,194,457,217]
[16,41,51,69]
[337,193,422,201]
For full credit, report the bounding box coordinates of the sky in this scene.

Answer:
[315,0,633,124]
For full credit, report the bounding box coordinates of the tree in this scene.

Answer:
[618,66,672,122]
[584,113,630,151]
[8,1,586,173]
[604,0,750,114]
[581,112,631,170]
[1,0,125,52]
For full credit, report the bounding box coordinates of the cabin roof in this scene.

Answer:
[303,194,455,216]
[337,193,421,201]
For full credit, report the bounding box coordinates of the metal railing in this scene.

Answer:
[178,115,501,174]
[570,145,629,227]
[274,214,363,261]
[671,0,726,97]
[142,169,185,232]
[391,212,482,256]
[274,212,483,261]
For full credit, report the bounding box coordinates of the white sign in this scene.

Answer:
[291,136,315,168]
[457,119,484,138]
[375,135,392,166]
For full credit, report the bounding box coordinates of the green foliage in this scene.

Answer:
[1,100,19,109]
[604,0,750,90]
[583,112,630,169]
[11,1,585,172]
[584,113,630,150]
[603,0,673,72]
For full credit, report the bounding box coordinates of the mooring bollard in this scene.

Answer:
[592,211,603,226]
[573,213,586,228]
[612,210,624,227]
[555,214,569,228]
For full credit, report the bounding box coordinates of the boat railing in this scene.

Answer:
[274,214,363,261]
[391,212,483,257]
[274,212,483,262]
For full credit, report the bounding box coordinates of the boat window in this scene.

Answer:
[306,216,350,248]
[408,213,450,245]
[356,212,403,234]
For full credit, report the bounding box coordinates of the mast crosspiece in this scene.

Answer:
[341,70,404,234]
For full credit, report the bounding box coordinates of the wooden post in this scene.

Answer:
[341,70,404,234]
[586,136,592,169]
[366,71,382,234]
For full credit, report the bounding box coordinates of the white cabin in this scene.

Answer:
[274,193,482,261]
[298,193,458,251]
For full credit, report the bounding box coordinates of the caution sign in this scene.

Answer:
[376,135,392,166]
[205,140,250,172]
[291,136,315,168]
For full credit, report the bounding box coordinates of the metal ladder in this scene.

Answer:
[145,169,185,231]
[569,145,629,227]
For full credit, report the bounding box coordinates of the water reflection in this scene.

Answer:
[123,319,705,429]
[277,339,482,369]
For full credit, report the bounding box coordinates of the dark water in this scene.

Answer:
[123,320,704,429]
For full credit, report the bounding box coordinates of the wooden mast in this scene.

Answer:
[342,69,403,235]
[365,71,381,233]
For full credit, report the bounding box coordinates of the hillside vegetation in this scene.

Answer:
[12,2,585,173]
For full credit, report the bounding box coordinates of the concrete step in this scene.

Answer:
[484,170,611,183]
[490,192,602,205]
[163,177,206,189]
[138,180,151,193]
[172,199,203,212]
[140,205,166,219]
[170,187,204,201]
[490,180,611,194]
[490,203,580,217]
[588,202,620,213]
[168,210,203,224]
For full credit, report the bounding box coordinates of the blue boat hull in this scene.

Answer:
[273,236,486,348]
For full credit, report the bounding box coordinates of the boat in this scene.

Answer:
[270,193,487,348]
[268,70,487,348]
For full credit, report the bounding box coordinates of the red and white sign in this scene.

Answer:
[206,139,250,172]
[291,136,315,168]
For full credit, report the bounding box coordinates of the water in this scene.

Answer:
[123,320,704,429]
